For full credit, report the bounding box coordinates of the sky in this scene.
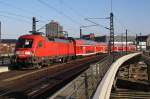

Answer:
[0,0,150,39]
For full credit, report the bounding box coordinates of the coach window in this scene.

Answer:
[80,46,83,50]
[37,40,42,48]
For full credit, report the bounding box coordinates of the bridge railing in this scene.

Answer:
[49,55,114,99]
[93,52,141,99]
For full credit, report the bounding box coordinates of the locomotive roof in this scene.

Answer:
[19,34,42,39]
[19,34,71,43]
[54,38,70,43]
[75,39,106,45]
[19,34,107,45]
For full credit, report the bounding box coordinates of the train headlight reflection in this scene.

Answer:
[24,51,32,55]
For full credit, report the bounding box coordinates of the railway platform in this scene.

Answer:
[0,66,8,73]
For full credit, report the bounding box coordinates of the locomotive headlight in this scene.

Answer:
[15,51,21,55]
[24,51,32,55]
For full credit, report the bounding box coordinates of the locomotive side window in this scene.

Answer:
[16,38,33,48]
[37,41,42,48]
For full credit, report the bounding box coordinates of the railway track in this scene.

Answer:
[110,88,150,99]
[0,54,107,99]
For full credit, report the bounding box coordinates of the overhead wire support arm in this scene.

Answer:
[37,25,46,31]
[84,18,110,30]
[86,17,110,20]
[84,18,99,25]
[80,25,99,28]
[85,12,114,56]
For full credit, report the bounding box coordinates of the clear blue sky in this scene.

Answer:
[0,0,150,39]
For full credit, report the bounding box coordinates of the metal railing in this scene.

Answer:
[48,55,113,99]
[0,53,13,65]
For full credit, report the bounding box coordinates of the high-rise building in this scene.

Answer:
[59,25,63,37]
[46,20,64,38]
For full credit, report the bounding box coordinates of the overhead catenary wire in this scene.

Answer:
[114,16,135,36]
[109,0,135,36]
[0,0,118,37]
[0,0,47,20]
[59,0,101,34]
[86,17,110,20]
[85,18,110,30]
[60,0,85,18]
[37,25,46,31]
[0,10,46,23]
[0,1,50,33]
[0,0,100,36]
[0,14,31,24]
[37,0,82,26]
[36,0,90,35]
[111,0,113,12]
[114,17,126,31]
[1,33,22,36]
[0,11,31,20]
[0,1,29,13]
[0,0,50,29]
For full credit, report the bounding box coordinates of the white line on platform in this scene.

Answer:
[0,67,9,73]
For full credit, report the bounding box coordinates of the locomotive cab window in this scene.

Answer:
[37,41,42,48]
[16,38,33,48]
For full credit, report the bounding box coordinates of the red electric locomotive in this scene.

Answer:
[11,33,76,68]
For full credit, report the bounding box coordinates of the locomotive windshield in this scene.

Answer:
[16,38,33,48]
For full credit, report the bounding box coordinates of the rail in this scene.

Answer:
[0,54,107,99]
[92,52,141,99]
